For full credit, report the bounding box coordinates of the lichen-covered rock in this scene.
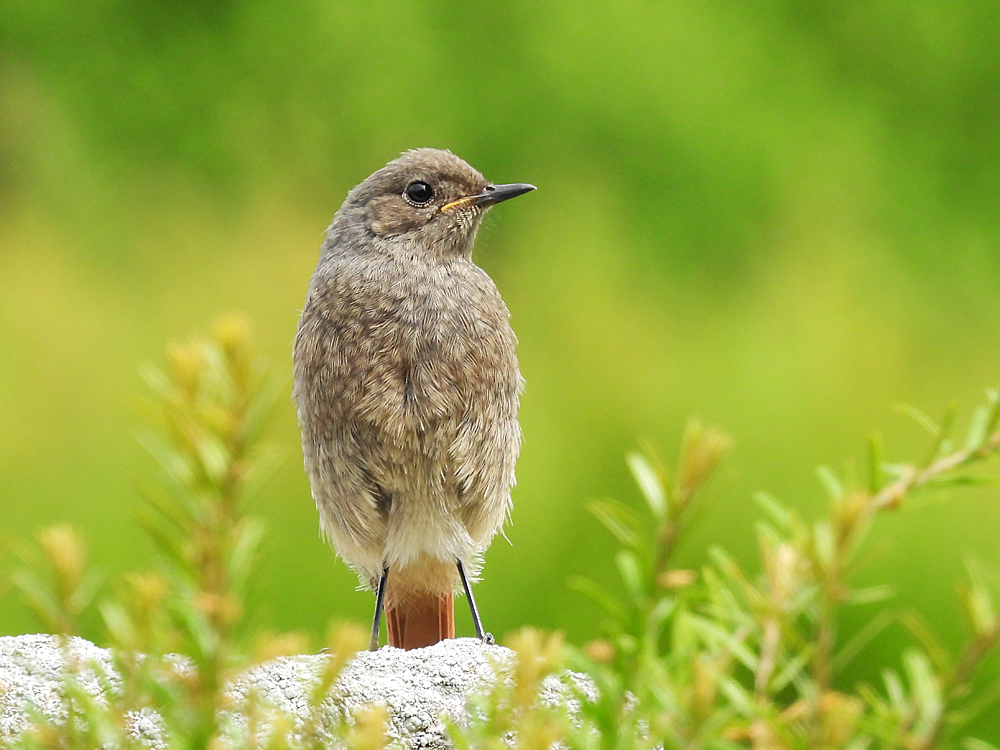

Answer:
[227,637,514,748]
[0,634,591,749]
[0,634,118,740]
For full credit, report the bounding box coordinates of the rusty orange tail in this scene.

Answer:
[385,592,455,649]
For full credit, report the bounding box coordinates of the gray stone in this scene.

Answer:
[0,635,591,749]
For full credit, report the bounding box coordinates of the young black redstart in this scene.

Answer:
[293,149,534,649]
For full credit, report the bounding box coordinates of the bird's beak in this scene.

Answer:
[441,183,536,212]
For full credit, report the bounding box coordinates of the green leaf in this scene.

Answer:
[965,403,992,453]
[899,611,952,675]
[923,401,958,465]
[894,402,939,437]
[691,616,758,673]
[847,584,896,605]
[964,392,1000,456]
[816,465,843,499]
[715,673,754,716]
[963,740,1000,750]
[771,644,814,693]
[136,481,192,534]
[587,499,641,549]
[135,430,192,484]
[137,362,173,399]
[646,596,675,640]
[701,563,747,622]
[903,649,942,721]
[882,668,907,714]
[958,557,998,638]
[753,492,790,530]
[195,434,230,485]
[707,545,759,609]
[100,601,137,649]
[627,451,666,519]
[880,461,911,482]
[229,518,267,591]
[615,549,645,605]
[925,473,996,489]
[753,520,782,552]
[133,505,186,565]
[982,389,1000,441]
[71,571,105,615]
[812,519,835,571]
[670,605,698,655]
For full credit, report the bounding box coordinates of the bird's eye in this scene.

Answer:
[404,181,434,205]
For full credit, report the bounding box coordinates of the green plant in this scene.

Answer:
[11,525,103,638]
[10,315,381,750]
[564,402,1000,749]
[11,318,1000,750]
[448,628,576,750]
[452,398,1000,749]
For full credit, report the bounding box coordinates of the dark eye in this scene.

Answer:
[404,180,434,205]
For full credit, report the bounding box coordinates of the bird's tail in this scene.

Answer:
[385,591,455,649]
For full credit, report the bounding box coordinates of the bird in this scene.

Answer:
[292,148,534,650]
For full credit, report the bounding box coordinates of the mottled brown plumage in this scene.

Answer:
[292,149,534,649]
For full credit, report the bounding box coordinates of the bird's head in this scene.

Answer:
[334,148,535,260]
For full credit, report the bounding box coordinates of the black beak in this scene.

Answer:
[441,182,536,213]
[470,182,536,207]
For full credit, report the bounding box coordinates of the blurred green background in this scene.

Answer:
[3,0,1000,737]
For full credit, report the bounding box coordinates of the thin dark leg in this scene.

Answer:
[457,559,494,644]
[369,567,389,651]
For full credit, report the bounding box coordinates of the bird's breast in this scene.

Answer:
[308,256,517,438]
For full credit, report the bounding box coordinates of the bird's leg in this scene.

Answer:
[457,558,494,645]
[369,567,389,651]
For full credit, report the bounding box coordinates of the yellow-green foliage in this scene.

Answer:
[10,318,374,750]
[8,320,1000,749]
[453,405,1000,749]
